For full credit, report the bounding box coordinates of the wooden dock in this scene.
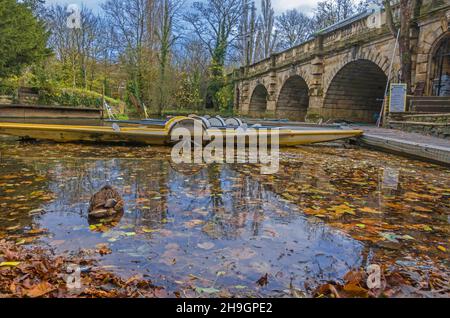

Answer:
[355,126,450,166]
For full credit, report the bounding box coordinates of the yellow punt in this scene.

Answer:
[0,119,363,147]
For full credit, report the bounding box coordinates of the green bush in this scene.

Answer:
[0,84,16,96]
[0,76,19,96]
[38,87,124,110]
[215,84,234,112]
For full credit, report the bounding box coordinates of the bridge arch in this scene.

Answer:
[323,59,388,123]
[427,30,450,96]
[248,84,269,116]
[276,75,310,120]
[323,50,390,94]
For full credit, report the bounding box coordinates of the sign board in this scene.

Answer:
[389,83,407,113]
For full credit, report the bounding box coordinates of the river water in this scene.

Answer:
[0,138,448,297]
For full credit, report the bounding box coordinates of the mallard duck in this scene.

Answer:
[88,185,124,219]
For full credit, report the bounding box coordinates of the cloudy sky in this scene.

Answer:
[45,0,322,14]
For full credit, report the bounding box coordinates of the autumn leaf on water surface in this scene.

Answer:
[256,274,269,287]
[24,282,55,298]
[342,283,369,298]
[141,227,159,233]
[0,262,21,267]
[6,225,21,231]
[412,206,433,213]
[195,287,220,295]
[27,228,48,235]
[281,192,297,201]
[359,207,383,214]
[404,192,437,201]
[303,208,327,218]
[184,219,205,229]
[327,204,356,217]
[96,243,112,256]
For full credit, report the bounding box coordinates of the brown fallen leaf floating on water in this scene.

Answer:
[313,268,450,298]
[96,244,112,256]
[0,239,166,298]
[256,274,269,287]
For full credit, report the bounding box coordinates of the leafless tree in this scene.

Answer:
[184,0,245,74]
[45,4,103,89]
[101,0,148,103]
[184,0,245,109]
[258,0,278,60]
[237,0,259,66]
[154,0,184,114]
[276,9,313,50]
[312,0,358,30]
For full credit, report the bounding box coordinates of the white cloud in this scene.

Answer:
[45,0,102,11]
[271,0,320,14]
[45,0,322,15]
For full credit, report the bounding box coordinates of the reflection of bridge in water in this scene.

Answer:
[233,2,450,123]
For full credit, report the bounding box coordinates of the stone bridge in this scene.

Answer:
[232,1,450,123]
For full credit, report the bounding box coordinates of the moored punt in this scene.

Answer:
[0,122,170,145]
[0,119,363,147]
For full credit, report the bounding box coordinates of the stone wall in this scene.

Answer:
[387,113,450,139]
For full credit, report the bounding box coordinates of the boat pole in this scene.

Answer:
[377,29,400,128]
[143,103,150,119]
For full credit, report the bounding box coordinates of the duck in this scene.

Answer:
[88,185,124,219]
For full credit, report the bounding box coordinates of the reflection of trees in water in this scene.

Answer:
[135,160,170,228]
[1,154,365,281]
[229,172,265,238]
[231,160,337,205]
[45,160,130,208]
[206,165,224,209]
[38,158,173,228]
[167,163,300,240]
[164,163,269,240]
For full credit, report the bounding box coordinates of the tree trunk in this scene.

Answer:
[399,0,413,93]
[384,0,417,93]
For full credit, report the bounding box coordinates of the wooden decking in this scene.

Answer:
[355,126,450,166]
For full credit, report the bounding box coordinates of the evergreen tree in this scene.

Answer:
[0,0,50,78]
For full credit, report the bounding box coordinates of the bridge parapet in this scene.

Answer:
[234,2,450,123]
[322,16,372,48]
[238,8,388,80]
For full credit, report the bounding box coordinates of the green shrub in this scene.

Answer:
[0,76,19,96]
[38,87,124,111]
[215,84,234,112]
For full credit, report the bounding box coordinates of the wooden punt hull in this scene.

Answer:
[0,123,169,145]
[0,122,363,147]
